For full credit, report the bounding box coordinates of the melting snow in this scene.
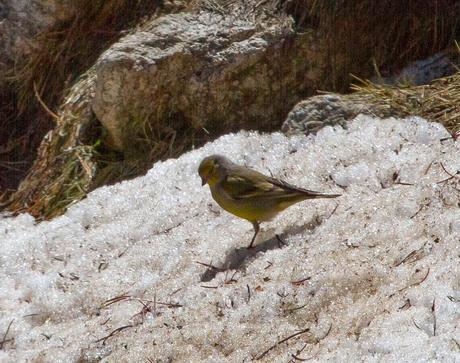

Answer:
[0,116,459,362]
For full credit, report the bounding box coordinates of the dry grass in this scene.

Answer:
[4,69,208,219]
[0,0,196,218]
[351,73,460,135]
[0,0,162,198]
[285,0,460,91]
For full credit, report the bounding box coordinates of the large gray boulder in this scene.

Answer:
[92,10,317,150]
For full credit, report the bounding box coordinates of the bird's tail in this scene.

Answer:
[285,183,341,199]
[274,178,341,199]
[299,189,341,199]
[276,189,340,212]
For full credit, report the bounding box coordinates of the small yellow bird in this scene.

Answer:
[198,155,340,248]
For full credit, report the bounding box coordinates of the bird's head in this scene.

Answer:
[198,155,229,186]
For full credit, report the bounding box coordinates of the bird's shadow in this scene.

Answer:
[200,220,320,282]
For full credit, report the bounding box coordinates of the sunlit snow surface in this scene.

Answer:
[1,116,459,362]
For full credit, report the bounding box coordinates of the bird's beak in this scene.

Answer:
[201,176,209,186]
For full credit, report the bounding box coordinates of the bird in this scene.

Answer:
[198,154,340,248]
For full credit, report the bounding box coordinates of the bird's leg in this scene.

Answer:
[247,222,260,249]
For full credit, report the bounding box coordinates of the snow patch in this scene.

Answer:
[0,116,459,362]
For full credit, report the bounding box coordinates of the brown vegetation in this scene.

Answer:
[0,0,165,198]
[351,72,460,136]
[285,0,460,90]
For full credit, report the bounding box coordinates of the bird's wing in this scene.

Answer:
[221,166,340,200]
[220,167,290,200]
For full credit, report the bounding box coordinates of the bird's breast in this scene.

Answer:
[210,185,280,222]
